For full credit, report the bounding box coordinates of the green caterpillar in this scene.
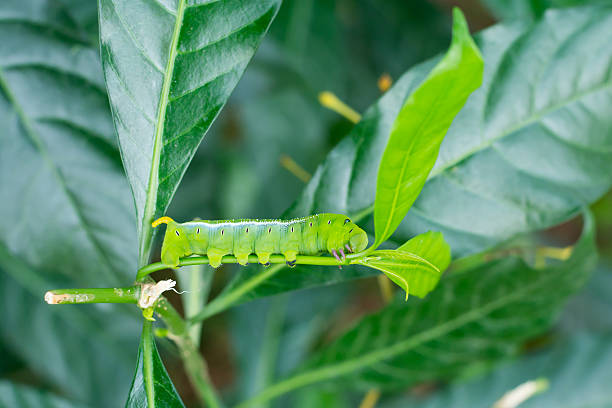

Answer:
[152,214,368,268]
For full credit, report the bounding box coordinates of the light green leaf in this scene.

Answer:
[0,381,89,408]
[126,320,185,408]
[373,8,483,248]
[352,249,444,299]
[99,0,281,265]
[238,211,596,406]
[382,333,612,408]
[398,231,452,272]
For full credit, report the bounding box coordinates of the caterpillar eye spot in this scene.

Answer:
[221,230,224,236]
[291,227,294,232]
[246,228,249,233]
[268,228,271,233]
[196,228,200,234]
[349,228,353,233]
[344,218,350,224]
[175,230,180,237]
[328,220,331,224]
[309,222,312,227]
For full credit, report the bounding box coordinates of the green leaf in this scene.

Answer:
[0,0,137,286]
[373,8,483,248]
[382,333,612,408]
[398,231,452,272]
[353,250,443,299]
[126,320,185,408]
[99,0,281,265]
[288,5,612,258]
[481,0,611,21]
[353,231,451,299]
[0,381,89,408]
[0,246,139,408]
[0,2,140,406]
[239,211,597,406]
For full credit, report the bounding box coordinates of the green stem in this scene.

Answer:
[137,254,352,281]
[142,319,156,406]
[44,286,140,304]
[155,296,224,408]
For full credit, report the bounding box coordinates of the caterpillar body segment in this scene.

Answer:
[153,214,368,268]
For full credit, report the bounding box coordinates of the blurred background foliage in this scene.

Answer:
[2,0,612,407]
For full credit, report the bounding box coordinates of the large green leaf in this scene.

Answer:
[238,211,596,406]
[381,333,612,408]
[0,381,89,408]
[373,8,483,248]
[0,0,137,286]
[126,320,185,408]
[288,5,612,257]
[99,0,281,264]
[0,1,140,405]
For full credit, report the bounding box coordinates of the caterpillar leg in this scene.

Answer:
[235,253,250,266]
[257,252,271,266]
[331,249,343,269]
[207,249,226,269]
[161,250,180,268]
[283,250,298,268]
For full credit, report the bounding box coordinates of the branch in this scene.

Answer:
[44,286,140,304]
[137,254,356,281]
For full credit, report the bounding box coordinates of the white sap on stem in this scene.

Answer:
[139,279,181,309]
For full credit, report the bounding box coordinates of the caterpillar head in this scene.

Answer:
[152,216,189,267]
[343,218,368,253]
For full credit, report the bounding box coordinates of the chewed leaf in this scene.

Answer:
[398,231,452,272]
[354,250,443,299]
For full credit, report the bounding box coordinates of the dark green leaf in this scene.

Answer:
[381,333,612,408]
[0,381,89,408]
[0,0,137,286]
[0,246,139,408]
[373,8,483,248]
[558,263,612,333]
[289,6,612,258]
[126,320,185,408]
[241,211,596,405]
[481,0,611,21]
[99,0,281,264]
[0,2,140,405]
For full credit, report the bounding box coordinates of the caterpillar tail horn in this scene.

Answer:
[152,216,174,228]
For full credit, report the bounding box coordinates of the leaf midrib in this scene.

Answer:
[139,0,186,268]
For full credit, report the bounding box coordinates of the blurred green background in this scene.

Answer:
[2,0,612,407]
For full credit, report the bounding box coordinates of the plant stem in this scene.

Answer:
[44,286,140,304]
[137,254,351,281]
[155,296,224,408]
